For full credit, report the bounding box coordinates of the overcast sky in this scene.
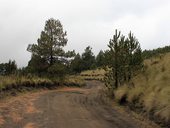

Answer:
[0,0,170,67]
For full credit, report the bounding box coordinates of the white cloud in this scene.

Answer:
[0,0,170,67]
[111,1,170,49]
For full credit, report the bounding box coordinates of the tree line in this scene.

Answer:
[0,18,170,89]
[142,45,170,59]
[0,60,17,75]
[24,18,107,77]
[0,18,106,77]
[26,44,106,77]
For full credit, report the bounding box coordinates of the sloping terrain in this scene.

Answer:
[114,53,170,127]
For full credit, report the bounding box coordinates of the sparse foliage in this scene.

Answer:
[104,30,143,89]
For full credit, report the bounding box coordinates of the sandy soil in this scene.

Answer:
[0,81,159,128]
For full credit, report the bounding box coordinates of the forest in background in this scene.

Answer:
[0,18,170,127]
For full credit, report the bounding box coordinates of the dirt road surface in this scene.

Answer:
[0,81,159,128]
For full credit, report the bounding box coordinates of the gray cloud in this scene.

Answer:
[0,0,170,67]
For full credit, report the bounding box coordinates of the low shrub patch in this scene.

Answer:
[0,75,85,98]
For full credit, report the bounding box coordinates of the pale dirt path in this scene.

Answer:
[0,81,159,128]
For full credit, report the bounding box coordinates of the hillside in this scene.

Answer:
[115,52,170,127]
[79,52,170,127]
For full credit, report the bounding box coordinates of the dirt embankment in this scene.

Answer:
[0,81,160,128]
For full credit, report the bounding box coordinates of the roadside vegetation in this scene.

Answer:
[0,18,87,97]
[114,53,170,127]
[0,18,169,127]
[104,30,143,89]
[0,18,105,97]
[0,75,85,96]
[80,68,105,81]
[76,30,170,127]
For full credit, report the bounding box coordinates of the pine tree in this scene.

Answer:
[126,32,142,81]
[104,30,143,89]
[27,18,69,65]
[27,18,75,76]
[106,30,121,88]
[81,46,96,70]
[96,50,105,67]
[70,53,83,73]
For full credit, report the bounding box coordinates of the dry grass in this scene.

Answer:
[0,75,85,95]
[114,53,170,126]
[1,75,55,86]
[80,68,105,81]
[65,75,85,86]
[0,75,52,89]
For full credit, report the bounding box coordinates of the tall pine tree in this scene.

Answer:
[104,30,143,89]
[27,18,74,76]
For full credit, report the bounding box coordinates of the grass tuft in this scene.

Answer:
[114,52,170,126]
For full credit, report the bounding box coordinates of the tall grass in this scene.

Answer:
[0,75,53,90]
[114,53,170,126]
[80,68,105,81]
[0,75,85,97]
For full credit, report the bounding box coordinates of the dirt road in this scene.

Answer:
[0,81,158,128]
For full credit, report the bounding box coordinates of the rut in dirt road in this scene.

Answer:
[0,81,157,128]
